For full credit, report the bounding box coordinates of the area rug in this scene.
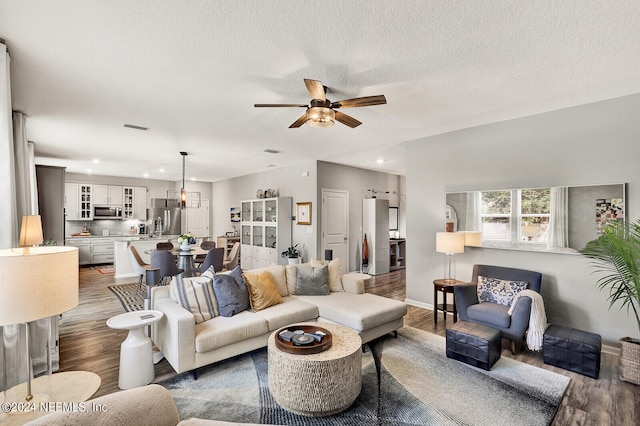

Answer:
[159,326,570,425]
[98,265,114,274]
[107,283,144,312]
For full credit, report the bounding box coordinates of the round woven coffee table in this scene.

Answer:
[268,322,362,416]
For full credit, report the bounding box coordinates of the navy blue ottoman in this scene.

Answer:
[543,324,601,379]
[446,321,501,371]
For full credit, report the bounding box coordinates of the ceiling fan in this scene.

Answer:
[254,79,386,128]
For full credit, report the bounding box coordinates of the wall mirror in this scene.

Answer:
[445,183,626,254]
[389,207,399,231]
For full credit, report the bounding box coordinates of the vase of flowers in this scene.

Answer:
[178,233,196,251]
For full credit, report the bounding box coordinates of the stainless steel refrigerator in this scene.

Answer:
[148,198,181,235]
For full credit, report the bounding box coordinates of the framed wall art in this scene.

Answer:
[296,202,311,225]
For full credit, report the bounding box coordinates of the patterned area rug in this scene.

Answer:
[159,326,570,425]
[107,283,144,312]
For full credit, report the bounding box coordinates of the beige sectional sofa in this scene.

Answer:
[150,261,407,374]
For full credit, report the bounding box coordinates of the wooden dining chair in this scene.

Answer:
[129,246,154,292]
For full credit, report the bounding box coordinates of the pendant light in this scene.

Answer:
[180,151,188,209]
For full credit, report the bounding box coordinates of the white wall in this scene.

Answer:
[406,93,640,346]
[210,161,318,260]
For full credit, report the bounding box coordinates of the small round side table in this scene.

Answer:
[106,310,163,389]
[433,279,464,325]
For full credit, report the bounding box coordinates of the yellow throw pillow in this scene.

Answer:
[243,271,283,311]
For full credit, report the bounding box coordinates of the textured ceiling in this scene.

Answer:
[1,1,639,182]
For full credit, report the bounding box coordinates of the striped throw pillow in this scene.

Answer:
[172,275,219,324]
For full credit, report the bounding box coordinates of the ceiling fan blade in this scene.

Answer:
[289,112,309,128]
[304,79,326,101]
[331,95,387,109]
[254,103,308,108]
[334,111,362,128]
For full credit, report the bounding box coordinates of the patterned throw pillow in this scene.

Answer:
[172,275,218,324]
[201,265,215,280]
[212,265,250,317]
[477,275,529,306]
[294,264,329,295]
[242,270,283,311]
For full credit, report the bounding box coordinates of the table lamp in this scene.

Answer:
[436,232,465,282]
[0,245,79,404]
[19,214,43,254]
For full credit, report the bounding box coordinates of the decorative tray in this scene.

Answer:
[274,325,332,355]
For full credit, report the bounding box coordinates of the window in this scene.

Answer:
[480,188,551,244]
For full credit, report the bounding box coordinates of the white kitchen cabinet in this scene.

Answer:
[240,197,291,267]
[94,184,123,205]
[65,183,93,220]
[90,237,115,264]
[65,237,91,265]
[122,186,147,220]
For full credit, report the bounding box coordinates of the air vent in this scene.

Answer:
[124,124,148,131]
[263,149,280,154]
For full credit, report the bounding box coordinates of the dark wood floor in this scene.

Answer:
[58,267,638,425]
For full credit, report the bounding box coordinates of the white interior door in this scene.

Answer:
[187,199,209,237]
[322,189,349,275]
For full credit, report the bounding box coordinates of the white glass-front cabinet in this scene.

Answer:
[65,183,93,220]
[240,197,292,268]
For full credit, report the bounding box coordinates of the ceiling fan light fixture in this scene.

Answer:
[306,107,335,128]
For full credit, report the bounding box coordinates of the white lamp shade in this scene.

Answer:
[436,232,465,254]
[0,246,79,326]
[463,231,482,247]
[19,215,44,247]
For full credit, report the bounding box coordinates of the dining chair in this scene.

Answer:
[129,246,154,292]
[196,248,225,275]
[151,249,184,285]
[156,242,174,250]
[222,242,240,271]
[195,240,216,266]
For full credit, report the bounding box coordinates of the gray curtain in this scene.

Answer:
[0,42,55,393]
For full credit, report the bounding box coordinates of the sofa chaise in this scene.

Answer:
[150,260,407,374]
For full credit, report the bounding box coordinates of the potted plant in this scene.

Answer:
[579,219,640,385]
[178,233,196,251]
[281,244,301,264]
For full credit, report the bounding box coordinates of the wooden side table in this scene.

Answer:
[433,279,464,324]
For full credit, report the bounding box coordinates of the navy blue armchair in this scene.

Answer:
[454,264,542,354]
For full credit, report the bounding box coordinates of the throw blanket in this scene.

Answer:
[508,289,547,351]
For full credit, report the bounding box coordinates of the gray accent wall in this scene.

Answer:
[406,93,640,346]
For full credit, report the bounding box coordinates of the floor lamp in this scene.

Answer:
[435,232,465,283]
[0,245,79,404]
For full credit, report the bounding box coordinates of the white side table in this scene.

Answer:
[106,310,163,389]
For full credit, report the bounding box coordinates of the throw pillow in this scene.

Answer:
[242,270,283,311]
[201,265,215,280]
[294,264,329,295]
[212,265,250,317]
[172,275,218,324]
[477,275,529,307]
[310,258,343,292]
[285,262,311,295]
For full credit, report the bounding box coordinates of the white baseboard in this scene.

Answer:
[405,298,432,311]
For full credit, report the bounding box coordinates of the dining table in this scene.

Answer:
[145,246,208,278]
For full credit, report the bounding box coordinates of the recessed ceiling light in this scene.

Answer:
[159,168,165,173]
[123,124,148,131]
[143,173,149,178]
[85,169,92,174]
[376,158,385,164]
[92,158,100,164]
[263,149,280,154]
[190,177,196,181]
